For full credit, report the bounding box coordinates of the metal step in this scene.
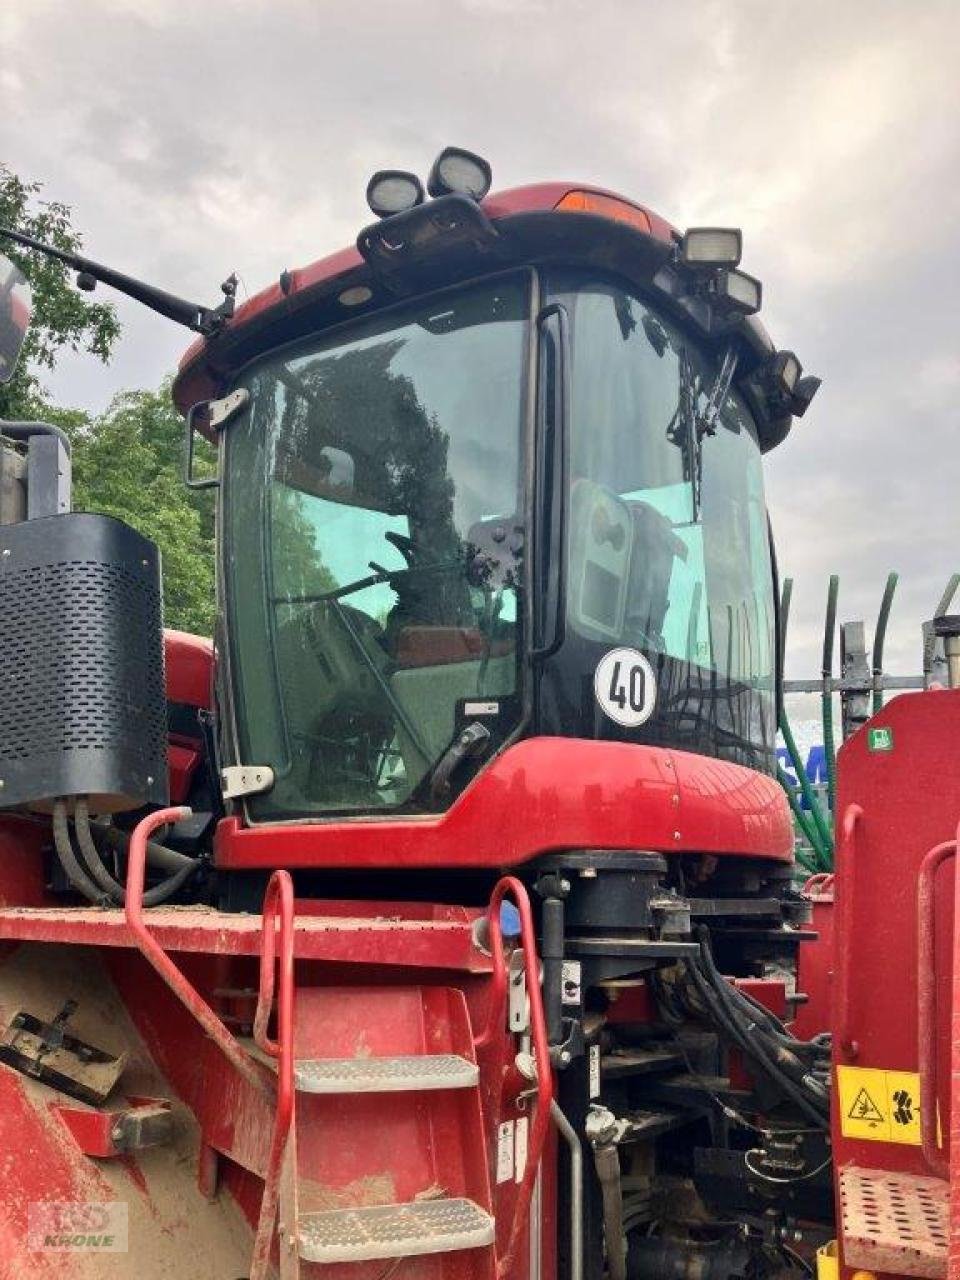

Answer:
[297,1196,495,1263]
[839,1166,947,1279]
[294,1053,478,1094]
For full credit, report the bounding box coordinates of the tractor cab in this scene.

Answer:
[0,152,848,1280]
[173,152,819,827]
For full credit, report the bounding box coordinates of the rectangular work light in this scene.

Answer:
[680,227,743,267]
[715,268,762,315]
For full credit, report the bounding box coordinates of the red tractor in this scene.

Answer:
[0,146,943,1280]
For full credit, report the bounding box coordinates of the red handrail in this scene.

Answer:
[250,869,296,1278]
[476,876,554,1280]
[835,804,862,1059]
[125,809,296,1279]
[917,833,956,1179]
[801,872,835,898]
[125,807,266,1098]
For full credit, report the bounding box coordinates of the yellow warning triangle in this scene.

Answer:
[848,1087,884,1123]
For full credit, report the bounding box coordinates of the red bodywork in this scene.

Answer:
[0,848,539,1280]
[164,627,213,707]
[832,689,960,1278]
[794,873,834,1041]
[215,738,793,869]
[172,183,677,412]
[163,621,793,872]
[0,180,803,1278]
[164,178,788,873]
[163,628,213,804]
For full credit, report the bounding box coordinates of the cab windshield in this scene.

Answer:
[222,273,530,819]
[546,271,777,770]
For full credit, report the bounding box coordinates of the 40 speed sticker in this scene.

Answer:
[594,647,656,728]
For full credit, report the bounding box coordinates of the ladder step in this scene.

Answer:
[294,1053,478,1094]
[297,1196,495,1263]
[839,1166,947,1278]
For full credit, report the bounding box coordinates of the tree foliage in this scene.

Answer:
[0,165,119,418]
[68,385,216,636]
[0,164,216,633]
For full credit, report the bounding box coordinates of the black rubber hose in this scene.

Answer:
[689,958,828,1128]
[692,934,828,1123]
[91,819,194,873]
[685,938,828,1121]
[52,801,112,906]
[734,983,830,1061]
[694,928,805,1055]
[74,800,197,906]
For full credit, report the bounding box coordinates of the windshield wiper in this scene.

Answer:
[698,344,739,440]
[665,347,698,510]
[272,556,462,607]
[670,343,739,522]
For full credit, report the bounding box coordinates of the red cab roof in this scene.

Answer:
[173,182,677,411]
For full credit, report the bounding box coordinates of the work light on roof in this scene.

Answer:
[771,350,802,395]
[426,147,493,201]
[680,227,743,268]
[366,170,425,219]
[715,267,762,316]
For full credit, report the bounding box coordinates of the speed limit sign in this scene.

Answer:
[594,647,657,727]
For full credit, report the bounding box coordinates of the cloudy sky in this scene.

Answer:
[2,0,958,683]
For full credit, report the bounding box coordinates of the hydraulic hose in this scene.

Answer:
[872,573,898,715]
[778,712,833,867]
[74,800,197,906]
[777,769,826,874]
[821,575,839,823]
[682,933,828,1126]
[925,574,960,683]
[776,575,830,869]
[696,967,827,1128]
[52,801,112,906]
[692,932,828,1126]
[91,819,195,873]
[735,980,829,1058]
[592,1139,626,1280]
[778,577,793,708]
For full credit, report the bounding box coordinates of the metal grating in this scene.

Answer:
[839,1166,947,1279]
[298,1196,495,1263]
[0,515,167,809]
[295,1053,478,1094]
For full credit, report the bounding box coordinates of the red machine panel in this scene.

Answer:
[163,630,213,803]
[214,738,793,870]
[794,874,834,1041]
[832,689,960,1277]
[163,629,213,710]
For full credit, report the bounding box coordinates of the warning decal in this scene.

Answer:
[848,1087,884,1124]
[837,1066,922,1145]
